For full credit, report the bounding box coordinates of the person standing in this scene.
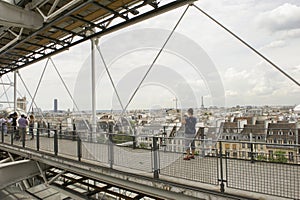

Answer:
[182,108,197,160]
[0,115,7,136]
[10,112,19,140]
[18,114,28,141]
[29,115,35,140]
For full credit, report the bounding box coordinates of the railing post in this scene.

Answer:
[153,136,159,179]
[1,125,4,143]
[59,123,62,139]
[77,136,82,161]
[108,133,114,168]
[36,122,40,151]
[54,129,58,156]
[72,123,76,141]
[250,142,254,163]
[218,141,225,193]
[47,123,50,138]
[11,128,13,145]
[132,135,136,149]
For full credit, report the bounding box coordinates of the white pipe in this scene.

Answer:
[13,71,17,112]
[0,28,23,53]
[7,29,17,37]
[0,157,12,164]
[36,0,82,22]
[26,0,50,10]
[47,0,60,15]
[91,37,97,139]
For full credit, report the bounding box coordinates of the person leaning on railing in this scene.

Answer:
[18,114,28,141]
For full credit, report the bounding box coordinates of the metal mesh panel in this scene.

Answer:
[159,151,219,185]
[39,136,54,153]
[57,138,77,157]
[226,159,300,199]
[113,146,153,172]
[81,141,109,164]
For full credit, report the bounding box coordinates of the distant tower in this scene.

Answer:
[54,99,58,112]
[201,96,204,109]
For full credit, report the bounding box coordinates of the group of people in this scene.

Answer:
[0,112,35,141]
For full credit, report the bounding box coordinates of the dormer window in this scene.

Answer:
[269,131,273,135]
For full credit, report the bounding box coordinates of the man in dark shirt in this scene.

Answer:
[182,108,197,160]
[10,112,18,140]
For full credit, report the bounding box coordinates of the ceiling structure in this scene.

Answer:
[0,0,194,76]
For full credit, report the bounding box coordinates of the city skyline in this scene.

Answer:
[0,0,299,111]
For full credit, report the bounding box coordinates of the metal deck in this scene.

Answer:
[1,134,299,199]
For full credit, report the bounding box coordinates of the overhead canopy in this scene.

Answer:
[0,0,194,76]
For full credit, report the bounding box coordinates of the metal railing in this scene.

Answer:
[1,124,300,199]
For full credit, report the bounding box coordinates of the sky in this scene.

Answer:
[0,0,300,111]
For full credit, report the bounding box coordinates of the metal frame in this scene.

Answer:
[0,0,195,75]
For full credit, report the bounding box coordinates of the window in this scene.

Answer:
[257,136,261,140]
[269,131,273,135]
[288,130,294,136]
[260,144,264,150]
[232,144,237,150]
[268,139,272,144]
[225,144,230,149]
[232,152,237,157]
[247,152,252,158]
[289,140,293,145]
[241,151,246,158]
[288,152,294,162]
[226,152,230,157]
[269,150,273,158]
[278,140,282,144]
[247,143,251,148]
[242,143,245,148]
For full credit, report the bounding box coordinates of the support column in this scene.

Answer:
[91,37,98,141]
[13,71,17,112]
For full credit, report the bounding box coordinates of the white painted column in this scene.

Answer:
[13,71,17,112]
[91,37,97,140]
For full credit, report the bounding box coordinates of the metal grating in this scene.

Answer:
[226,159,300,199]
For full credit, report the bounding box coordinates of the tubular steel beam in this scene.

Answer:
[0,1,43,29]
[0,0,93,57]
[0,160,48,189]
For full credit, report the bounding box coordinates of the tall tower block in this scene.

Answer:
[54,99,58,112]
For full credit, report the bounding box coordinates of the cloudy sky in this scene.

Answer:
[1,0,300,111]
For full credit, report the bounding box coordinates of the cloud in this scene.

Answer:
[257,3,300,32]
[225,90,238,97]
[263,40,286,49]
[284,28,300,38]
[224,67,250,80]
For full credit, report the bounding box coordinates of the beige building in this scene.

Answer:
[17,97,26,111]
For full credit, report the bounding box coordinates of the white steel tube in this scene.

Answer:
[91,37,97,139]
[13,71,17,112]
